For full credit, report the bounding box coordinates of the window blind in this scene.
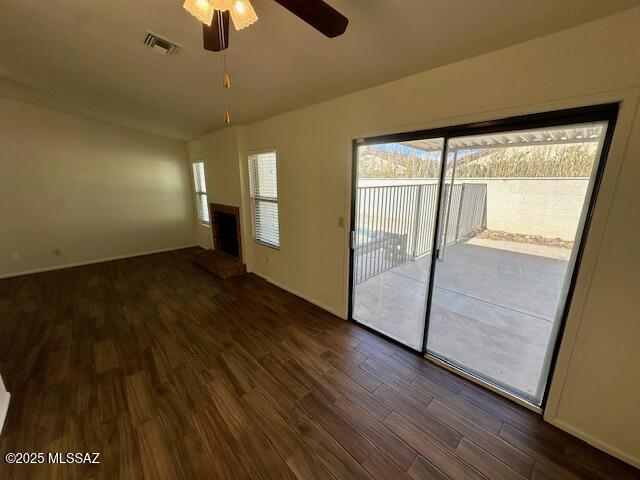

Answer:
[192,161,209,223]
[248,151,279,248]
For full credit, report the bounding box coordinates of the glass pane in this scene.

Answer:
[352,138,444,350]
[254,199,280,247]
[192,162,207,193]
[426,121,608,405]
[198,193,209,223]
[249,151,278,199]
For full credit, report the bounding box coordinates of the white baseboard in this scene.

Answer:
[0,244,197,279]
[0,375,10,436]
[547,417,640,469]
[251,272,347,319]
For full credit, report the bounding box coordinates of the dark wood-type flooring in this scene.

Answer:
[0,248,638,479]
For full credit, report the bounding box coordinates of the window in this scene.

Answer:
[248,150,280,248]
[192,161,209,224]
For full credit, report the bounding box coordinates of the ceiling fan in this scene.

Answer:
[183,0,348,124]
[183,0,349,52]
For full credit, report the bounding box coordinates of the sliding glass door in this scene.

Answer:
[349,105,617,407]
[351,138,444,349]
[426,121,610,406]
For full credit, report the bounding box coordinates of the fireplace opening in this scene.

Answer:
[215,211,240,259]
[210,203,243,261]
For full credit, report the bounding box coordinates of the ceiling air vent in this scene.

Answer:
[144,31,180,55]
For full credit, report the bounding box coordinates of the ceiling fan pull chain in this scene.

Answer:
[215,9,231,124]
[222,52,230,124]
[222,50,230,89]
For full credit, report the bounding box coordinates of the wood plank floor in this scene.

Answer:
[0,248,638,480]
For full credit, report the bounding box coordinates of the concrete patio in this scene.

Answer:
[353,237,572,400]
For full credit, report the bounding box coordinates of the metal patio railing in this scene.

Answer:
[353,183,487,285]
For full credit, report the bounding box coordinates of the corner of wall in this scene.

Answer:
[187,125,249,256]
[546,417,640,469]
[234,125,253,270]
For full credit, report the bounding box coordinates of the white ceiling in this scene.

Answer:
[1,0,638,140]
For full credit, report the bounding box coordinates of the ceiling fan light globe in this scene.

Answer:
[183,0,215,26]
[209,0,233,10]
[230,0,258,30]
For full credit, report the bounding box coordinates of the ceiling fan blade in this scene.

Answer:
[203,10,230,52]
[273,0,348,38]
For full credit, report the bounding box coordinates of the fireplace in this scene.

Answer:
[210,203,243,260]
[214,211,240,258]
[195,203,246,279]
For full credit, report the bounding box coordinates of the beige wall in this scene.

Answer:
[548,109,640,466]
[467,178,589,240]
[189,8,640,467]
[0,98,195,277]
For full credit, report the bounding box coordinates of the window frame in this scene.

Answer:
[248,148,280,250]
[191,160,209,225]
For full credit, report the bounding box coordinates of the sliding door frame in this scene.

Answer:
[348,103,619,410]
